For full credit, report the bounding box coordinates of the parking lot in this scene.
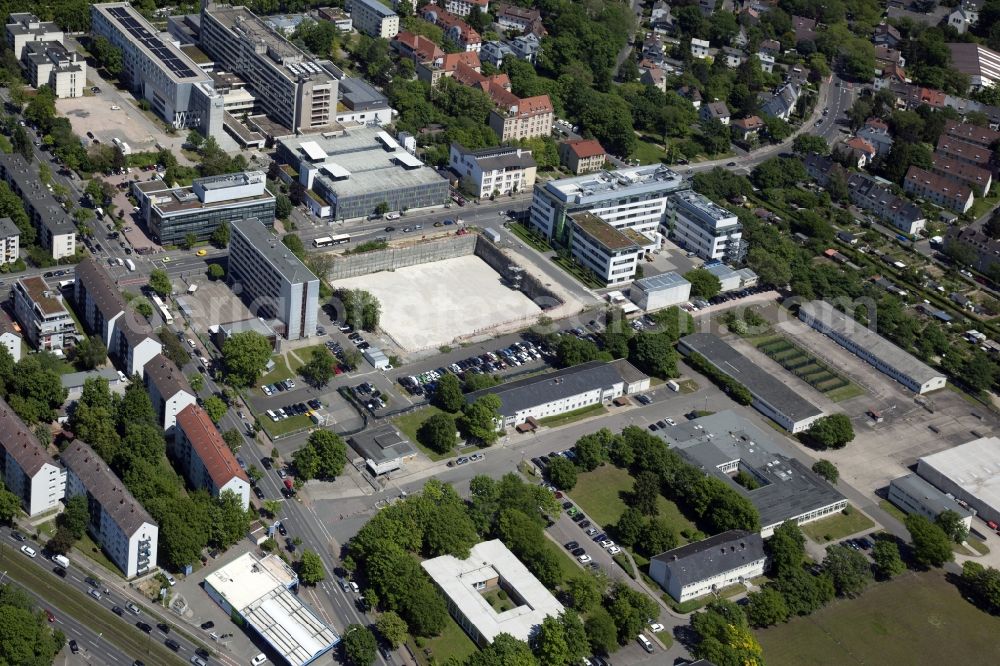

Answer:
[56,89,173,156]
[179,279,256,334]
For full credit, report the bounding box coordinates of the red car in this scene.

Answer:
[45,610,55,623]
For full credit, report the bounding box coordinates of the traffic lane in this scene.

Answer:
[546,515,629,586]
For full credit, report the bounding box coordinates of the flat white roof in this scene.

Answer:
[321,162,350,179]
[920,436,1000,511]
[299,141,327,161]
[376,131,399,150]
[393,151,423,168]
[205,553,338,666]
[421,540,564,644]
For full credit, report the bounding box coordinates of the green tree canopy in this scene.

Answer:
[147,269,172,297]
[300,348,335,388]
[905,514,954,568]
[417,412,457,454]
[822,544,872,598]
[202,395,227,423]
[342,624,377,666]
[459,394,502,444]
[804,414,855,450]
[222,331,272,387]
[546,456,578,491]
[684,268,723,300]
[433,373,465,412]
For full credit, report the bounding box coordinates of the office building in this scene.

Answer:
[347,0,399,38]
[12,276,76,351]
[422,540,564,646]
[0,216,19,265]
[0,153,75,259]
[798,300,947,394]
[558,139,606,175]
[448,143,536,198]
[888,473,974,530]
[649,531,766,602]
[655,411,848,536]
[348,424,418,476]
[5,12,62,59]
[229,218,319,341]
[904,166,974,214]
[113,310,163,379]
[144,353,197,431]
[74,257,127,348]
[0,308,21,362]
[668,190,745,262]
[133,170,275,245]
[62,439,158,578]
[466,359,649,429]
[918,437,1000,526]
[529,165,686,245]
[629,272,691,311]
[175,404,250,510]
[0,397,65,517]
[568,212,645,286]
[91,4,226,139]
[21,41,85,98]
[678,333,825,433]
[276,127,448,221]
[199,4,338,134]
[204,553,339,666]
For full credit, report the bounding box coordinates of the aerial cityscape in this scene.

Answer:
[1,0,1000,665]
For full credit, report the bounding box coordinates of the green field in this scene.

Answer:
[392,406,467,461]
[751,334,864,402]
[758,571,1000,666]
[408,613,477,666]
[537,403,607,428]
[260,413,313,438]
[800,510,877,543]
[570,465,697,538]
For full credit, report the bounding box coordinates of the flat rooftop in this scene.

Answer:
[919,436,1000,511]
[678,333,824,425]
[799,300,944,386]
[348,423,416,465]
[571,212,641,251]
[672,190,738,224]
[540,164,685,206]
[634,271,690,292]
[17,276,67,316]
[94,4,207,83]
[231,218,318,285]
[421,540,564,644]
[145,172,274,215]
[204,553,339,666]
[891,472,973,520]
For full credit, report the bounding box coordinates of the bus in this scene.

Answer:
[151,294,173,324]
[313,234,350,248]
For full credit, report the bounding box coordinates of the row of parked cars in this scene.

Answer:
[707,284,771,305]
[400,339,552,397]
[261,378,296,395]
[353,382,388,412]
[266,399,322,422]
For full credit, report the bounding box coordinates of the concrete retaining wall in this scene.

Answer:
[326,234,477,280]
[473,235,562,310]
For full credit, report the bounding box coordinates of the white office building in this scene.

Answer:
[347,0,400,38]
[62,439,158,578]
[568,212,645,286]
[529,165,686,246]
[175,404,251,510]
[629,272,691,311]
[12,276,76,351]
[798,300,947,394]
[5,13,62,59]
[144,353,197,431]
[667,191,745,262]
[448,143,537,199]
[22,41,85,98]
[649,531,766,602]
[888,473,974,530]
[0,397,65,517]
[229,218,319,341]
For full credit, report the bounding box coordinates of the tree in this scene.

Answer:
[872,538,905,579]
[574,430,612,472]
[628,332,678,378]
[640,517,677,555]
[768,521,806,576]
[533,615,569,666]
[792,133,829,155]
[555,335,603,367]
[630,471,661,516]
[468,633,539,666]
[0,481,21,524]
[342,624,377,666]
[11,124,31,161]
[294,430,347,481]
[210,221,230,247]
[222,331,272,387]
[773,567,833,616]
[298,549,326,585]
[182,233,198,250]
[417,412,457,454]
[745,587,790,627]
[804,414,854,450]
[222,429,243,454]
[822,544,872,598]
[207,263,225,280]
[7,356,67,423]
[0,584,64,665]
[614,507,645,547]
[935,509,970,544]
[376,611,408,648]
[148,269,172,297]
[300,348,335,388]
[584,608,617,655]
[811,459,839,483]
[73,335,107,371]
[275,193,293,219]
[547,456,578,491]
[59,495,89,540]
[459,394,501,444]
[433,373,465,412]
[339,289,382,331]
[282,233,306,260]
[566,575,602,613]
[905,514,954,568]
[960,561,1000,613]
[189,373,204,392]
[202,395,227,423]
[684,268,723,300]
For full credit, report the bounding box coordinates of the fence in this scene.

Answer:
[325,234,477,280]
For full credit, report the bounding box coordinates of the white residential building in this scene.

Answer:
[0,308,21,362]
[74,257,126,349]
[12,276,76,351]
[347,0,400,38]
[691,38,709,59]
[0,397,65,517]
[175,404,251,510]
[5,12,62,59]
[569,212,645,286]
[667,191,745,262]
[61,439,158,578]
[22,41,85,98]
[0,217,19,265]
[112,310,163,380]
[0,153,76,260]
[144,353,197,431]
[649,531,766,602]
[448,143,537,199]
[445,0,489,17]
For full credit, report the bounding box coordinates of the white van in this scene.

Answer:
[637,634,654,654]
[52,554,70,568]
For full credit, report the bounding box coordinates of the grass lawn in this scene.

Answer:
[757,570,1000,666]
[552,255,606,289]
[260,413,313,439]
[631,139,665,165]
[541,535,585,585]
[801,510,877,543]
[259,355,294,386]
[879,499,908,523]
[967,188,1000,220]
[408,613,477,666]
[571,465,697,537]
[287,344,329,372]
[968,537,990,555]
[78,531,125,578]
[537,403,607,428]
[392,406,471,462]
[824,382,866,402]
[508,222,552,252]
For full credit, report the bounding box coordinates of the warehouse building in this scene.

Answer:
[465,359,649,429]
[629,272,691,311]
[0,396,65,517]
[133,170,276,245]
[203,552,339,666]
[918,436,1000,527]
[655,411,848,537]
[276,127,448,221]
[229,218,319,341]
[678,333,825,433]
[649,530,766,602]
[888,473,973,531]
[348,424,417,476]
[798,300,947,394]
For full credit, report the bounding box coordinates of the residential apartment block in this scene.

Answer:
[229,218,319,341]
[944,119,1000,149]
[74,257,126,349]
[5,13,61,59]
[12,276,75,350]
[650,531,766,602]
[0,308,21,362]
[667,190,745,262]
[927,153,992,196]
[558,139,606,175]
[421,5,481,52]
[144,353,197,431]
[175,404,251,510]
[445,0,488,16]
[62,439,158,578]
[493,3,542,33]
[347,0,399,38]
[448,143,536,198]
[904,166,974,214]
[0,397,65,517]
[113,310,163,379]
[487,89,553,141]
[568,212,645,286]
[133,170,276,246]
[937,134,993,169]
[0,153,75,259]
[0,217,19,265]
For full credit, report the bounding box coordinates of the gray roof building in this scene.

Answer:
[888,472,973,527]
[0,216,19,239]
[678,333,824,433]
[0,152,76,259]
[0,395,55,477]
[655,411,848,536]
[348,424,417,476]
[649,530,765,602]
[61,439,154,537]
